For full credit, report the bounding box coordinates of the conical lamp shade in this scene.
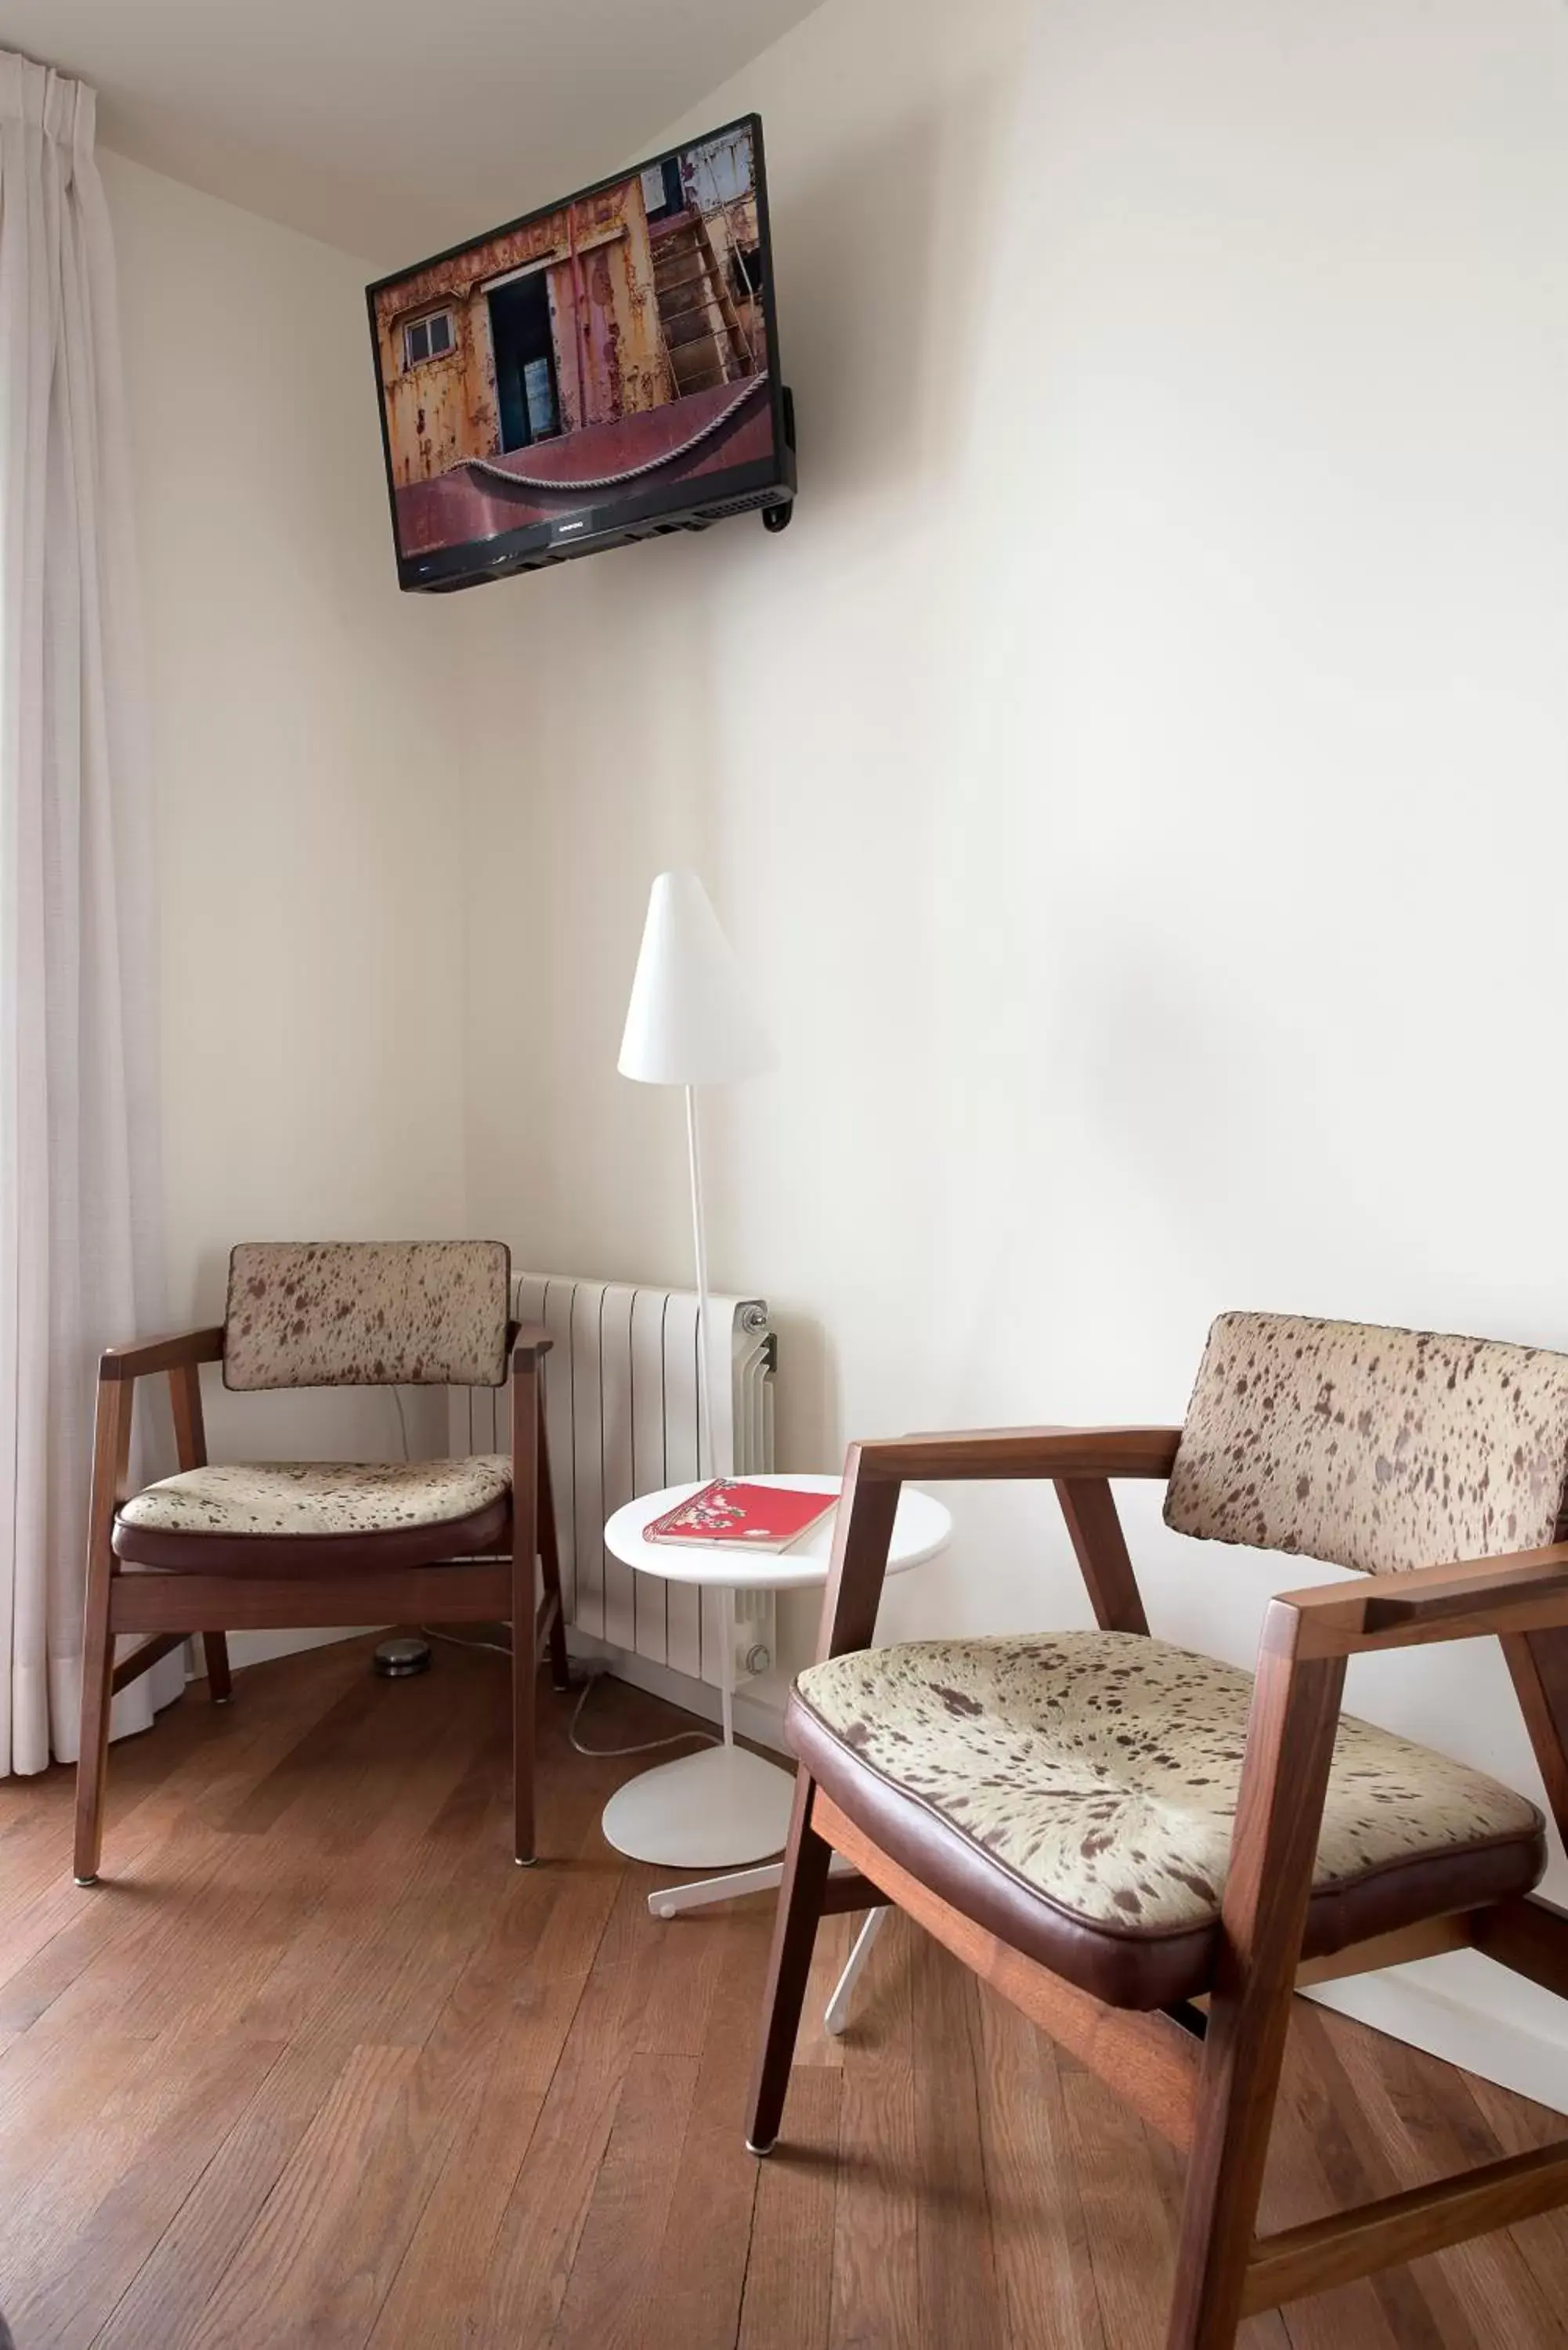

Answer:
[618,870,775,1086]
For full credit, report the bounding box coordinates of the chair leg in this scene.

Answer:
[746,1768,835,2154]
[73,1534,118,1886]
[1164,1623,1346,2348]
[511,1571,537,1865]
[1163,1968,1296,2348]
[202,1633,233,1703]
[537,1390,572,1693]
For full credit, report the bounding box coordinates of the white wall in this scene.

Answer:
[98,0,1568,2099]
[455,0,1568,2101]
[106,150,468,1520]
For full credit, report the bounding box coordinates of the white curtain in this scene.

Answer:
[0,52,180,1775]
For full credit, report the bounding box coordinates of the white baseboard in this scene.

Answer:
[219,1626,381,1673]
[1307,1950,1568,2117]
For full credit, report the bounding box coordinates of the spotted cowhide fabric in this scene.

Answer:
[795,1632,1542,1938]
[222,1242,511,1391]
[1165,1311,1568,1574]
[117,1454,511,1538]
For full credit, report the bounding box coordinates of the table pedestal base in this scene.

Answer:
[601,1740,796,1869]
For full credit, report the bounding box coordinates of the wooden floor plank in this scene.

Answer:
[634,1875,735,2060]
[793,1906,856,2070]
[1064,2054,1185,2348]
[0,2030,155,2208]
[737,2066,841,2350]
[910,1930,1004,2350]
[638,1909,773,2350]
[1144,2135,1292,2350]
[1464,2070,1568,2316]
[971,1980,1107,2350]
[89,2043,353,2350]
[829,1908,921,2350]
[363,1742,632,2349]
[2,1636,1566,2350]
[1236,2035,1402,2350]
[0,1643,359,2015]
[1288,2001,1484,2350]
[178,2041,428,2350]
[1308,2001,1568,2348]
[471,1865,677,2345]
[0,1676,396,2061]
[2,2029,285,2350]
[547,2049,702,2349]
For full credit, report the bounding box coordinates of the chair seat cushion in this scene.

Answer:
[790,1632,1546,2008]
[117,1455,511,1540]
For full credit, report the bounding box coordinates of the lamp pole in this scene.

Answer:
[684,1081,717,1479]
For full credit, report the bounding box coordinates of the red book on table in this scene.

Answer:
[643,1480,837,1552]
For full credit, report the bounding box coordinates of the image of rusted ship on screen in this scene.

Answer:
[370,121,775,562]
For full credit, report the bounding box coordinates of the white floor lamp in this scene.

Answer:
[606,870,785,1873]
[618,869,775,1477]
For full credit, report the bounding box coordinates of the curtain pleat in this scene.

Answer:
[0,52,177,1773]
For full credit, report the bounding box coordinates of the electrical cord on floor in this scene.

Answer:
[566,1668,720,1759]
[420,1624,512,1658]
[416,1628,720,1759]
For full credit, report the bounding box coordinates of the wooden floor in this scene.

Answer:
[2,1640,1567,2350]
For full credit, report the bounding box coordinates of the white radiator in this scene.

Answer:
[454,1273,776,1691]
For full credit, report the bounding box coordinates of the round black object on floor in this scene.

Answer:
[374,1635,432,1679]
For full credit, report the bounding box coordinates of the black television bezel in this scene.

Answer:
[366,111,790,591]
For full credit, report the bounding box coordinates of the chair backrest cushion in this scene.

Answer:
[1165,1311,1568,1574]
[223,1242,511,1390]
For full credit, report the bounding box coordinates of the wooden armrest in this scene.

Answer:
[1280,1543,1568,1656]
[855,1425,1182,1483]
[97,1326,224,1382]
[510,1321,555,1369]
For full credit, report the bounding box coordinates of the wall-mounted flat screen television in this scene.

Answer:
[367,113,794,591]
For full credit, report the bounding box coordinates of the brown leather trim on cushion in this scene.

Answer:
[786,1692,1545,2011]
[112,1495,511,1576]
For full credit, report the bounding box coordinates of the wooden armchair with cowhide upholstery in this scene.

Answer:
[74,1240,570,1885]
[748,1312,1568,2348]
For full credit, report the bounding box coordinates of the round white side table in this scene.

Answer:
[600,1472,951,1918]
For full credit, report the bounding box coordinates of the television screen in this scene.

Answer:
[367,114,792,589]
